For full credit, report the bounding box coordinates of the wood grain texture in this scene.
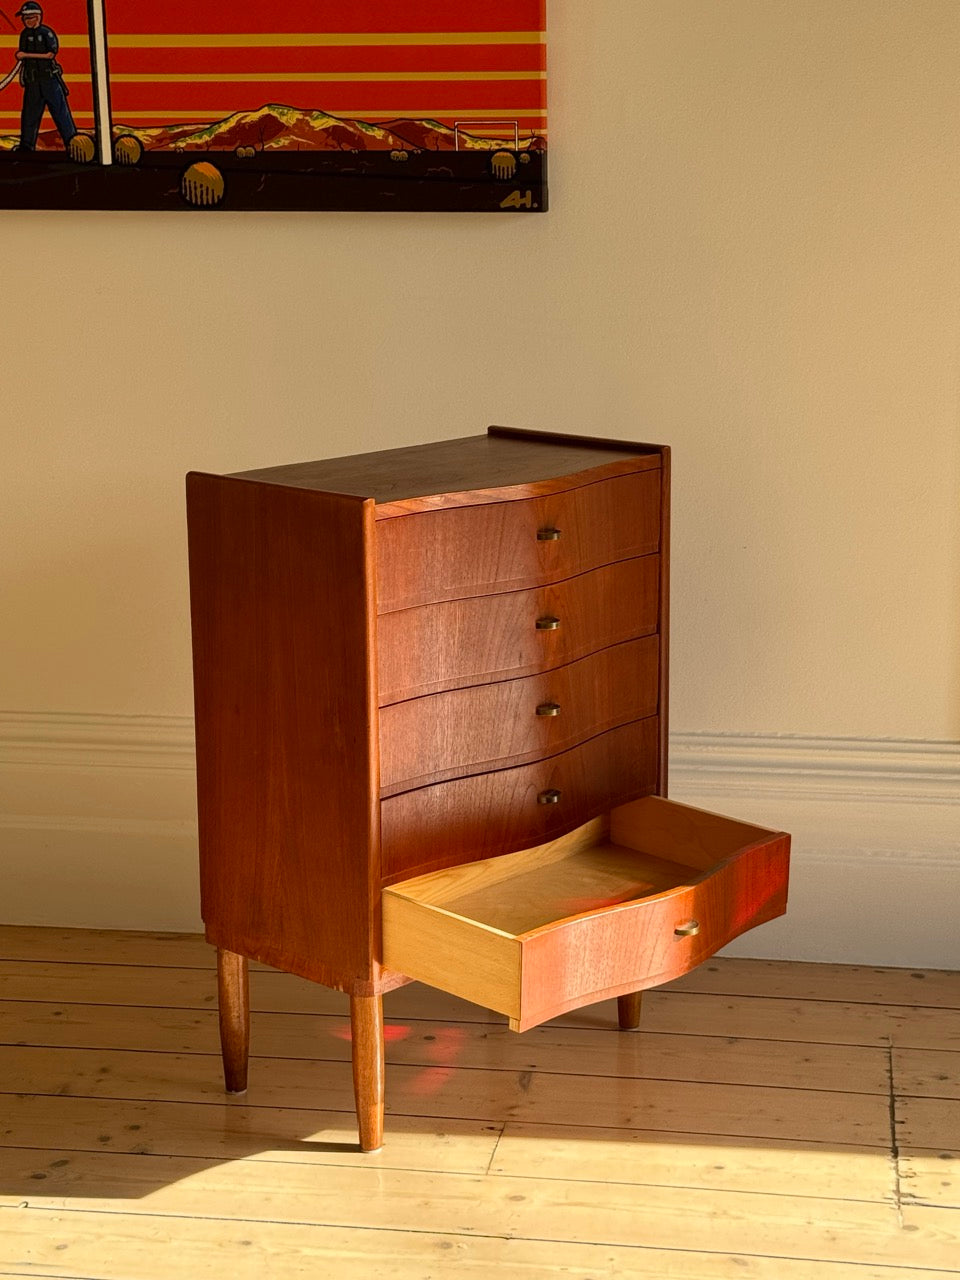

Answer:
[231,430,659,515]
[6,930,954,1012]
[383,798,789,1033]
[0,1092,500,1175]
[5,936,958,1279]
[9,1209,940,1280]
[376,469,662,612]
[611,795,789,872]
[25,962,958,1051]
[5,929,955,1015]
[382,896,522,1021]
[379,717,660,883]
[186,474,381,994]
[0,1043,893,1144]
[216,949,249,1094]
[349,995,385,1153]
[389,819,608,909]
[8,1149,959,1272]
[516,835,790,1031]
[618,992,643,1029]
[0,1004,892,1095]
[3,954,954,1050]
[380,636,659,795]
[893,1046,960,1099]
[377,555,659,704]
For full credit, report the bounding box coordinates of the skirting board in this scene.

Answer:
[1,714,958,969]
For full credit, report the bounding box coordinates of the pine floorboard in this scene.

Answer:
[0,925,957,1278]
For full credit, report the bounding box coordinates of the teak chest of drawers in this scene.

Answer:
[186,426,790,1150]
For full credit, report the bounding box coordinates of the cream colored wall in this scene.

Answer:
[2,2,958,955]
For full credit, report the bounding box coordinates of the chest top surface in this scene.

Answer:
[229,429,661,514]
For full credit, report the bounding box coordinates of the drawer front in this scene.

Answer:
[380,635,659,795]
[382,798,790,1033]
[376,469,661,613]
[380,717,659,881]
[517,836,790,1030]
[378,555,659,705]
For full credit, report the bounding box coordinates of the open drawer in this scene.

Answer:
[382,796,790,1032]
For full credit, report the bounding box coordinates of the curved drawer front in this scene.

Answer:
[382,795,791,1033]
[378,555,659,705]
[380,717,659,881]
[380,635,659,795]
[376,469,661,613]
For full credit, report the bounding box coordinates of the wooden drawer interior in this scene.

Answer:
[382,796,790,1032]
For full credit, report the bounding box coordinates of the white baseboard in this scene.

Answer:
[1,714,957,968]
[0,711,202,932]
[669,732,959,969]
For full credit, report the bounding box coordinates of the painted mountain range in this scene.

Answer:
[1,105,546,154]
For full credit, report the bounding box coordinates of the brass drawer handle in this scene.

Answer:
[536,615,560,631]
[537,527,562,541]
[537,789,562,805]
[674,920,701,938]
[536,702,561,717]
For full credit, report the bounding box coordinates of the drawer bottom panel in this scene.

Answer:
[380,717,659,883]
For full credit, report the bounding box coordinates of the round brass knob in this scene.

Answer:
[537,528,561,541]
[537,789,561,805]
[536,702,561,717]
[536,616,560,631]
[674,920,701,938]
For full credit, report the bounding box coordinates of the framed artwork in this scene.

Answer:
[0,2,547,212]
[0,1,547,212]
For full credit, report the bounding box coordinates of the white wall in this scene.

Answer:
[2,1,958,964]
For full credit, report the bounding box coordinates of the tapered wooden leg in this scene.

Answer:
[350,993,385,1152]
[618,991,643,1030]
[217,948,250,1093]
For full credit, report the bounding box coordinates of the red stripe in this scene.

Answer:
[105,80,544,113]
[31,0,544,38]
[99,1,544,36]
[91,43,545,75]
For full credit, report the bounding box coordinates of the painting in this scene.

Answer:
[0,1,547,211]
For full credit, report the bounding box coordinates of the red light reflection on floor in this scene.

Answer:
[330,1022,412,1044]
[422,1025,466,1065]
[329,1022,467,1095]
[409,1064,456,1096]
[408,1026,466,1094]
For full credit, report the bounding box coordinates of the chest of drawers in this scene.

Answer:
[187,426,790,1151]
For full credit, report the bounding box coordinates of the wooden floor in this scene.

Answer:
[0,927,958,1278]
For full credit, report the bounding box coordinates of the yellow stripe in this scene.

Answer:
[53,32,545,49]
[111,71,545,83]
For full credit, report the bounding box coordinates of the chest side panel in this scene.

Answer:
[187,474,380,991]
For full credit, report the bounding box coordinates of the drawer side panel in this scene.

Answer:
[382,893,522,1019]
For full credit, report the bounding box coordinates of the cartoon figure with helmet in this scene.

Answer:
[1,3,76,152]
